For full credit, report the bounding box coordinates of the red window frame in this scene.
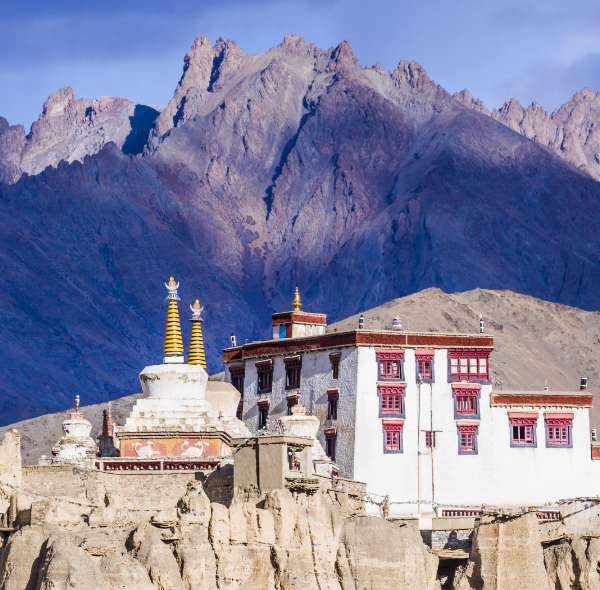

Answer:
[377,350,404,380]
[424,431,436,447]
[330,353,341,380]
[416,350,434,380]
[457,424,478,452]
[378,385,405,416]
[546,415,573,446]
[383,421,403,452]
[510,415,537,445]
[448,349,490,381]
[327,389,339,420]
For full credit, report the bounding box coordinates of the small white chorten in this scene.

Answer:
[51,395,99,465]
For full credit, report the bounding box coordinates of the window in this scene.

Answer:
[382,421,403,453]
[284,356,302,390]
[258,400,270,429]
[424,431,436,447]
[448,349,490,381]
[324,428,337,460]
[416,350,434,381]
[256,360,273,393]
[279,324,286,339]
[327,389,339,420]
[377,350,404,380]
[330,353,341,380]
[453,387,480,419]
[378,385,405,418]
[236,401,243,421]
[457,424,478,454]
[546,414,573,447]
[286,394,299,416]
[509,414,537,447]
[230,366,245,396]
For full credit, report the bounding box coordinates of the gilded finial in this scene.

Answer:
[188,299,206,368]
[164,277,184,357]
[293,287,302,311]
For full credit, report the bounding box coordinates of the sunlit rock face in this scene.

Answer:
[1,34,600,425]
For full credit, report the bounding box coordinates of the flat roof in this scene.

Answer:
[223,329,493,362]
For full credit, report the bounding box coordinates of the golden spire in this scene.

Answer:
[188,300,206,369]
[164,277,184,357]
[293,287,302,311]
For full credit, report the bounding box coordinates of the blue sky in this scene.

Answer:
[2,0,600,129]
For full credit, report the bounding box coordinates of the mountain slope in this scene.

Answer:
[0,35,599,425]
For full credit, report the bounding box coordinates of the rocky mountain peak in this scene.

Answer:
[330,39,361,69]
[41,86,76,119]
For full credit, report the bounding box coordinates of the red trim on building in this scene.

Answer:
[255,359,273,368]
[376,349,405,360]
[545,413,574,421]
[257,399,270,410]
[327,389,340,400]
[324,428,337,439]
[509,413,538,426]
[283,355,301,365]
[492,395,593,407]
[222,331,493,362]
[592,446,600,460]
[229,365,245,378]
[452,383,482,391]
[271,312,327,326]
[415,349,435,358]
[378,384,406,395]
[382,420,404,432]
[457,423,479,434]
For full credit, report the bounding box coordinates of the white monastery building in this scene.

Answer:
[223,290,599,517]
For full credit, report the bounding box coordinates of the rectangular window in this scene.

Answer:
[509,415,537,446]
[256,361,273,393]
[424,431,435,448]
[513,425,533,444]
[456,394,477,415]
[327,390,339,420]
[381,394,402,413]
[382,421,403,453]
[279,324,286,339]
[324,428,337,460]
[377,350,404,380]
[457,424,478,454]
[258,403,269,429]
[330,353,341,380]
[378,385,405,418]
[449,349,490,381]
[386,431,399,450]
[236,401,243,421]
[546,415,573,447]
[284,357,302,390]
[230,366,245,397]
[418,359,432,379]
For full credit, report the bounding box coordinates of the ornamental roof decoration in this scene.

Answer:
[293,287,302,311]
[165,277,180,301]
[190,299,204,322]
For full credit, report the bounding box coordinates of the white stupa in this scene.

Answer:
[279,404,339,476]
[51,395,99,465]
[113,277,250,458]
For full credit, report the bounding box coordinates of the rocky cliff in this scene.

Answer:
[1,35,600,424]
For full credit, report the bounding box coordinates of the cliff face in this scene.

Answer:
[1,35,600,423]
